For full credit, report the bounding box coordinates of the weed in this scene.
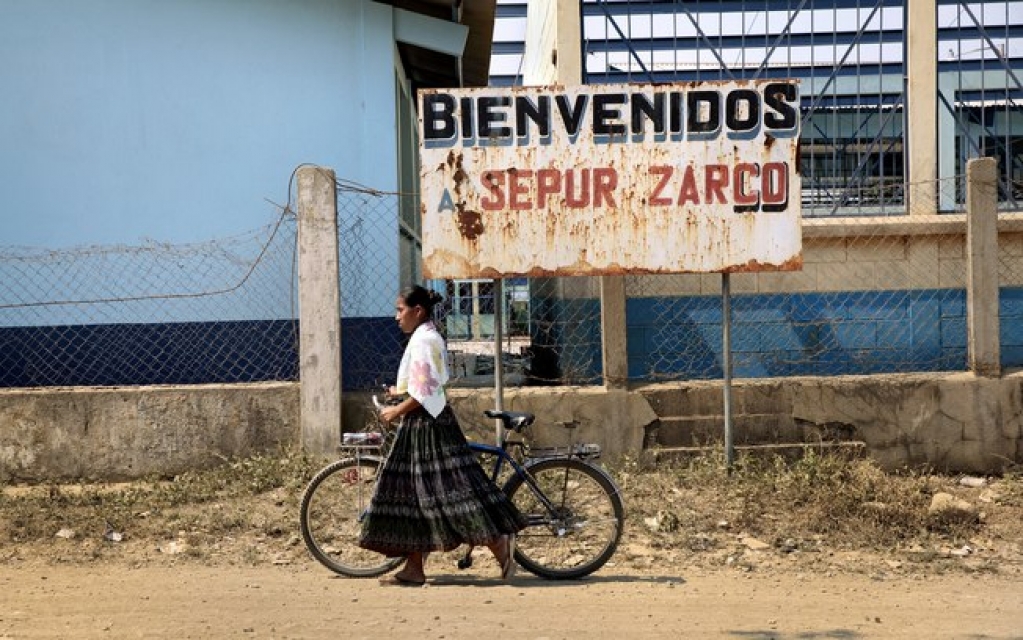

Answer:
[2,449,1020,576]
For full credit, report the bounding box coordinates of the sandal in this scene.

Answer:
[501,534,517,580]
[379,574,426,587]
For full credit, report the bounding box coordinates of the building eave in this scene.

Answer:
[374,0,496,89]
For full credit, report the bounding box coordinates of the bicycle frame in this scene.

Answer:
[471,442,552,509]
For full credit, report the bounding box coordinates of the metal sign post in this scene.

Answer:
[493,278,505,445]
[722,273,735,472]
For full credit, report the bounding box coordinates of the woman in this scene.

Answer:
[358,285,527,586]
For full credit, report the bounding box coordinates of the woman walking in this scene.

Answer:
[358,285,527,586]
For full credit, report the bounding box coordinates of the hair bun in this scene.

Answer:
[428,290,444,306]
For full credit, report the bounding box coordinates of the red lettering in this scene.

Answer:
[648,166,673,206]
[536,168,561,209]
[677,166,700,205]
[733,163,760,208]
[761,162,788,207]
[476,167,621,211]
[644,162,790,211]
[593,168,617,207]
[565,169,590,208]
[509,169,533,210]
[705,164,729,204]
[480,171,505,211]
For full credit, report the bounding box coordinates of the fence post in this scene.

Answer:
[966,157,1000,377]
[600,277,628,389]
[906,0,937,215]
[296,166,343,454]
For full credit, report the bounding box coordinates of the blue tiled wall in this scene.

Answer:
[1000,288,1023,368]
[624,289,971,380]
[0,320,299,388]
[3,287,1019,390]
[0,317,408,391]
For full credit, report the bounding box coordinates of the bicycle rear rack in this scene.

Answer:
[526,442,602,461]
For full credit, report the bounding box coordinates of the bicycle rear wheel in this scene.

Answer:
[502,458,624,579]
[299,457,402,578]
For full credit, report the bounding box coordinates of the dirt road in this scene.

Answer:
[2,563,1021,639]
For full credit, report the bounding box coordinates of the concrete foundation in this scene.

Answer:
[0,383,298,483]
[2,373,1021,482]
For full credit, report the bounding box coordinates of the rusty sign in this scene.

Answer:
[418,80,802,279]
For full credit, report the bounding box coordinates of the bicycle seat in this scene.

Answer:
[483,410,535,432]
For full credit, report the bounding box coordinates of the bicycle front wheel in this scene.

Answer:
[299,457,402,578]
[503,458,624,579]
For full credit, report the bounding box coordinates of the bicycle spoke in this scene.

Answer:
[504,458,624,579]
[299,458,402,577]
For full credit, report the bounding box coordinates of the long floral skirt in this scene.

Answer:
[357,406,528,556]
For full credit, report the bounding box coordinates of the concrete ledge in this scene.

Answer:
[447,386,658,460]
[802,211,1023,238]
[638,371,1023,473]
[2,372,1022,481]
[0,383,299,483]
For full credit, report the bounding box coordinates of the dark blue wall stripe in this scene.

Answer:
[3,287,1021,390]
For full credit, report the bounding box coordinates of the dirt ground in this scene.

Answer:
[3,455,1023,639]
[3,548,1022,639]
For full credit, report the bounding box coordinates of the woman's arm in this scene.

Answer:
[379,395,422,424]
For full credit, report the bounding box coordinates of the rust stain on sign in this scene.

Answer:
[419,79,802,279]
[455,206,484,240]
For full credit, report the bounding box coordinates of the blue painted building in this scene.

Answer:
[0,0,497,389]
[1,0,494,250]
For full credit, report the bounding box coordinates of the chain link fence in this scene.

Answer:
[2,170,1018,391]
[0,212,299,387]
[333,178,605,390]
[419,276,604,388]
[335,183,405,392]
[627,177,971,382]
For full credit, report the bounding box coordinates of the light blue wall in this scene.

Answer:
[0,0,400,248]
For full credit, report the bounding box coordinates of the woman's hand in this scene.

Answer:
[379,404,402,424]
[378,395,422,424]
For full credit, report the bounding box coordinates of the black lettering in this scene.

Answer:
[630,92,665,135]
[725,89,760,132]
[422,93,456,140]
[593,93,627,136]
[669,91,684,134]
[555,94,589,137]
[460,96,474,139]
[478,96,512,139]
[515,95,551,139]
[687,91,720,135]
[764,83,798,131]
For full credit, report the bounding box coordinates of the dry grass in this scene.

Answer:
[2,449,1021,577]
[616,450,1023,576]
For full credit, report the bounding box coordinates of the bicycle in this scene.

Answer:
[299,397,625,580]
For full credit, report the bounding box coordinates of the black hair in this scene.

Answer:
[400,285,444,317]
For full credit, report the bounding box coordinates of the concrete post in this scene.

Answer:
[906,0,938,215]
[600,276,629,388]
[966,158,1001,377]
[545,0,630,388]
[296,166,343,454]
